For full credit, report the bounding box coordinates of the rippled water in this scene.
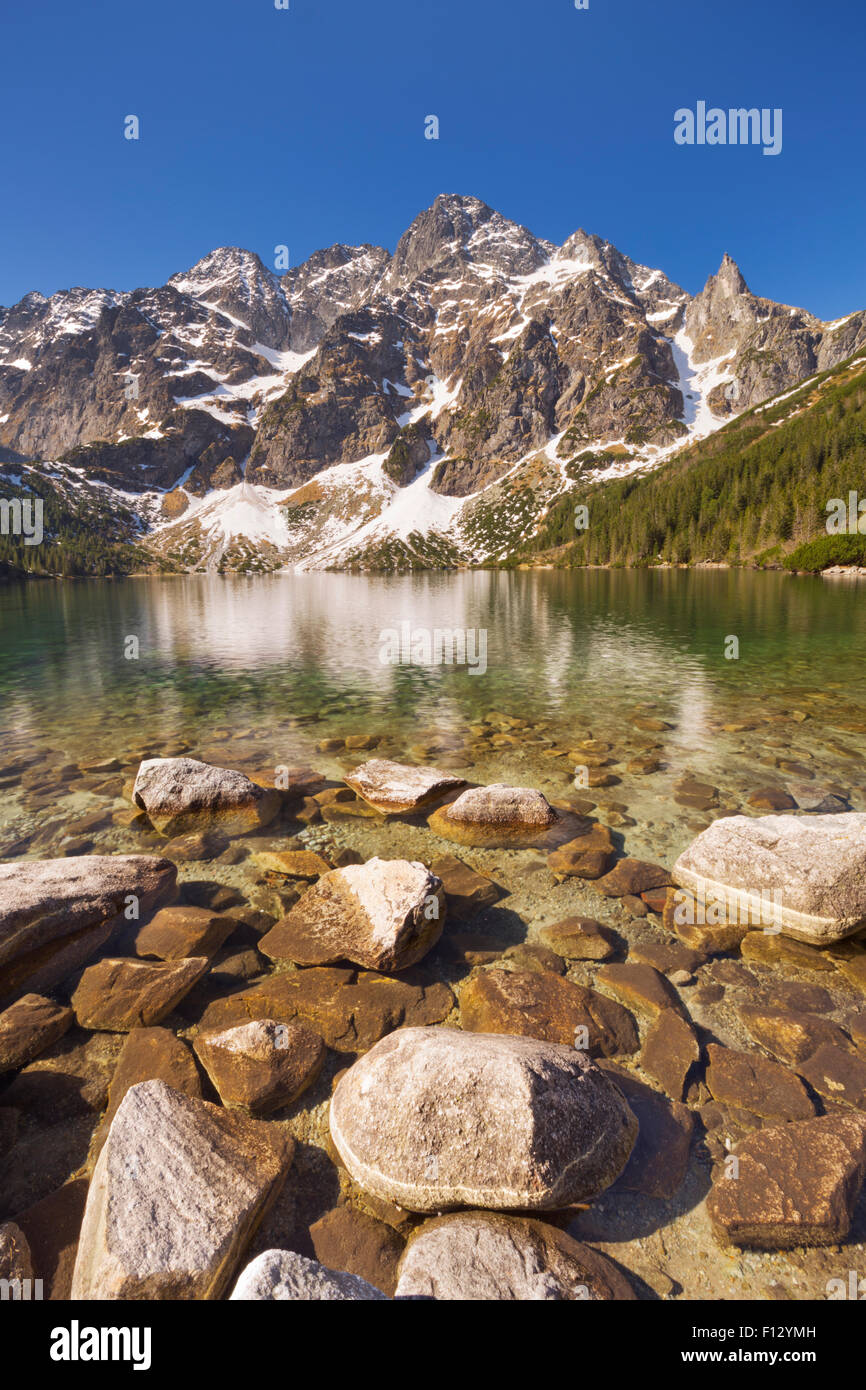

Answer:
[1,570,865,860]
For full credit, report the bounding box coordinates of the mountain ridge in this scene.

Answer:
[1,194,864,573]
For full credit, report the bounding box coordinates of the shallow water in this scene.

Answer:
[1,569,865,861]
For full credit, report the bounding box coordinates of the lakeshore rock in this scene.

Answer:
[547,826,616,880]
[595,858,672,898]
[428,854,503,918]
[199,965,454,1053]
[706,1114,866,1249]
[194,1019,325,1112]
[737,1003,851,1067]
[0,854,177,1001]
[258,858,445,972]
[132,905,237,961]
[230,1249,387,1300]
[538,917,617,961]
[704,1043,816,1123]
[71,1080,294,1299]
[601,1066,694,1200]
[344,759,467,814]
[798,1044,866,1110]
[89,1027,203,1163]
[309,1206,404,1297]
[596,962,688,1021]
[640,1011,701,1101]
[329,1026,638,1212]
[460,968,639,1056]
[673,813,866,944]
[132,757,280,837]
[72,956,210,1030]
[0,994,73,1074]
[428,784,558,848]
[253,850,331,880]
[394,1212,634,1300]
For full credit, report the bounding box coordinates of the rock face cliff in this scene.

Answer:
[1,194,863,570]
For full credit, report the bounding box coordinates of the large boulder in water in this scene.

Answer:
[132,757,280,837]
[673,812,866,945]
[329,1026,638,1213]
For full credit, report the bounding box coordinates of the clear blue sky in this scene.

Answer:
[2,0,863,317]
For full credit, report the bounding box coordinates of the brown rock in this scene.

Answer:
[309,1205,404,1297]
[199,966,454,1053]
[595,859,671,898]
[707,1114,866,1248]
[428,853,503,919]
[89,1026,202,1163]
[630,940,707,976]
[258,858,445,972]
[601,1066,694,1199]
[13,1179,89,1299]
[663,889,749,953]
[547,825,615,881]
[538,917,617,961]
[72,956,210,1030]
[0,994,73,1074]
[641,1011,701,1101]
[460,968,638,1057]
[798,1044,866,1110]
[740,932,837,973]
[747,788,798,811]
[596,962,687,1021]
[704,1043,816,1123]
[132,905,237,961]
[194,1018,325,1113]
[737,1004,852,1067]
[253,850,331,880]
[162,830,229,862]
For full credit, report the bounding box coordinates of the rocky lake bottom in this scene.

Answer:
[2,570,866,1300]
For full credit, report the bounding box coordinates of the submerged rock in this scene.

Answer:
[0,993,73,1074]
[0,854,177,1002]
[673,813,866,944]
[0,1221,33,1282]
[329,1026,638,1212]
[230,1249,387,1301]
[89,1026,203,1164]
[459,968,638,1056]
[707,1113,866,1249]
[198,965,454,1053]
[394,1212,634,1300]
[427,784,558,848]
[72,956,210,1030]
[132,757,280,837]
[258,858,445,972]
[344,759,467,814]
[71,1080,294,1299]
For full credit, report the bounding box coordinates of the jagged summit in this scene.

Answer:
[1,195,864,569]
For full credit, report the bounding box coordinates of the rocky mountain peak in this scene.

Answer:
[387,193,546,287]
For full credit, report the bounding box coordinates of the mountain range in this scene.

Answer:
[1,193,864,573]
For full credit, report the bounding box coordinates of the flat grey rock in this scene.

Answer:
[344,759,467,814]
